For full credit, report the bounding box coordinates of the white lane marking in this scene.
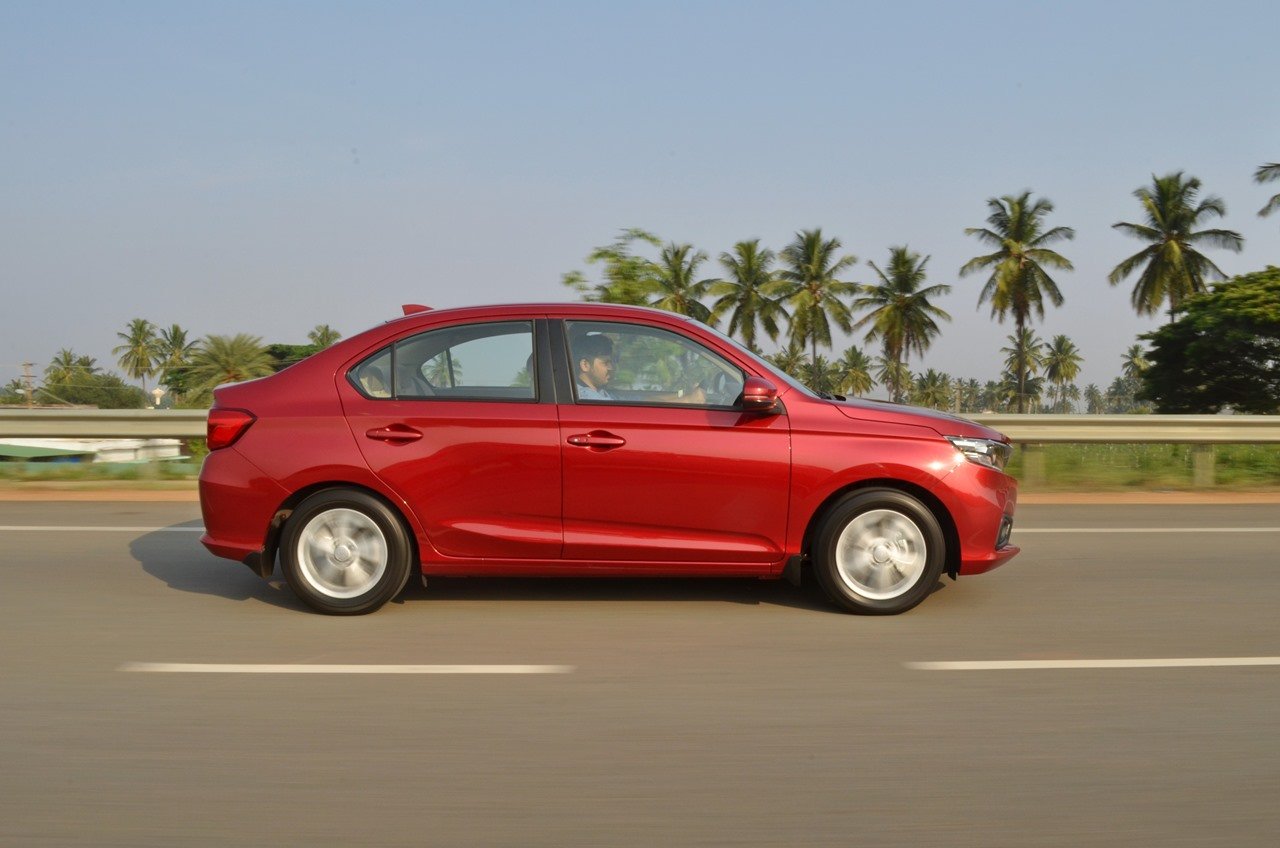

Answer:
[120,662,574,674]
[907,657,1280,671]
[0,526,204,532]
[1017,527,1280,534]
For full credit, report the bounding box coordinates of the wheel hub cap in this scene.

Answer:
[834,509,928,600]
[295,508,389,600]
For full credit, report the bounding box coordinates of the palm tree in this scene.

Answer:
[44,349,99,385]
[710,240,784,351]
[1256,163,1280,219]
[187,334,276,400]
[649,242,714,323]
[833,346,875,397]
[1121,344,1149,380]
[961,192,1073,412]
[766,339,809,381]
[308,325,342,348]
[955,378,982,413]
[1001,329,1045,414]
[113,318,160,394]
[155,324,197,395]
[1042,335,1083,413]
[1084,383,1104,414]
[853,246,952,403]
[1109,172,1244,319]
[911,369,953,410]
[773,229,859,365]
[875,356,911,401]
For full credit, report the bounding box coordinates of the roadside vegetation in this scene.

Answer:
[0,163,1276,416]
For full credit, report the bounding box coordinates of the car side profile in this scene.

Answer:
[199,303,1019,615]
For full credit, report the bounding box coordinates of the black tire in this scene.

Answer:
[811,489,946,615]
[279,489,415,615]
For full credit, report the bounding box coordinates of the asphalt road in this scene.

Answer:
[2,501,1278,847]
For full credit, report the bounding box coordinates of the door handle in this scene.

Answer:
[366,425,423,443]
[567,431,626,450]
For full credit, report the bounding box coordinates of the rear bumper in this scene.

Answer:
[199,447,289,567]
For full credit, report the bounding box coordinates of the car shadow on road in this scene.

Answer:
[129,522,306,612]
[130,521,938,615]
[394,575,838,613]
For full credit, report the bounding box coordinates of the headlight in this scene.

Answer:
[947,436,1012,471]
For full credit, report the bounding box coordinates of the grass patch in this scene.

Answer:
[1007,443,1280,490]
[0,461,200,482]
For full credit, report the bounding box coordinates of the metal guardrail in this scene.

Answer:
[0,409,208,439]
[969,414,1280,444]
[1,408,1278,443]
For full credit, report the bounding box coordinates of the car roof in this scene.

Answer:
[382,302,690,325]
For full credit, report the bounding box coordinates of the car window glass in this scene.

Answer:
[565,321,745,407]
[349,322,535,401]
[351,348,393,398]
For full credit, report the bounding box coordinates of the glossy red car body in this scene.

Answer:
[200,303,1018,608]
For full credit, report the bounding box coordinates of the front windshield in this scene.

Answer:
[683,317,820,399]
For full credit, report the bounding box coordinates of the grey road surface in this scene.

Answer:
[2,502,1278,847]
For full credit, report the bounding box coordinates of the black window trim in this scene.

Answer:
[557,318,748,412]
[347,319,545,404]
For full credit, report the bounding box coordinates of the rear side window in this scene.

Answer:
[350,321,536,402]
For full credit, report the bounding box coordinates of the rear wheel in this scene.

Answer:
[280,489,414,615]
[811,489,946,615]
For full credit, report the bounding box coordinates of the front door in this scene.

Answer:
[556,319,791,570]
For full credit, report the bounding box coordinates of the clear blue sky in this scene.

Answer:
[3,0,1278,396]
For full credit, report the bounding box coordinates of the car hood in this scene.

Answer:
[833,397,1009,442]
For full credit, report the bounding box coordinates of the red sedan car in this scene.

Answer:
[200,303,1018,615]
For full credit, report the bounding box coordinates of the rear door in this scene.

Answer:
[555,318,791,570]
[340,318,562,560]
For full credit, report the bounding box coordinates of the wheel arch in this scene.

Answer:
[260,481,422,580]
[800,478,962,581]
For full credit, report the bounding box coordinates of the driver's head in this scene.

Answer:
[575,334,614,389]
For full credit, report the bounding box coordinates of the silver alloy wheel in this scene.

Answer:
[295,508,389,600]
[834,508,928,600]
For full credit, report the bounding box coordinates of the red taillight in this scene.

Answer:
[207,408,256,450]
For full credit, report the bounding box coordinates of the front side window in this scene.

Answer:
[350,321,536,401]
[565,321,745,407]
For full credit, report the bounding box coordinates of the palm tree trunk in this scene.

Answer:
[1016,315,1027,414]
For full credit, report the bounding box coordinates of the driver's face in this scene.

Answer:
[579,355,613,389]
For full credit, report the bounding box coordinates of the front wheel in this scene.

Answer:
[279,489,414,615]
[811,489,946,615]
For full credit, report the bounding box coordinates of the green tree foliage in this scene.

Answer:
[1140,266,1280,413]
[774,229,859,364]
[961,191,1073,412]
[650,243,714,322]
[1084,383,1104,414]
[833,346,875,397]
[1000,329,1045,413]
[265,343,323,372]
[909,369,953,410]
[113,318,160,393]
[562,228,664,306]
[186,334,276,404]
[1109,172,1244,319]
[20,351,146,407]
[1256,163,1280,219]
[156,324,197,399]
[0,379,25,404]
[1043,334,1083,413]
[853,246,951,402]
[709,240,784,351]
[308,324,343,348]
